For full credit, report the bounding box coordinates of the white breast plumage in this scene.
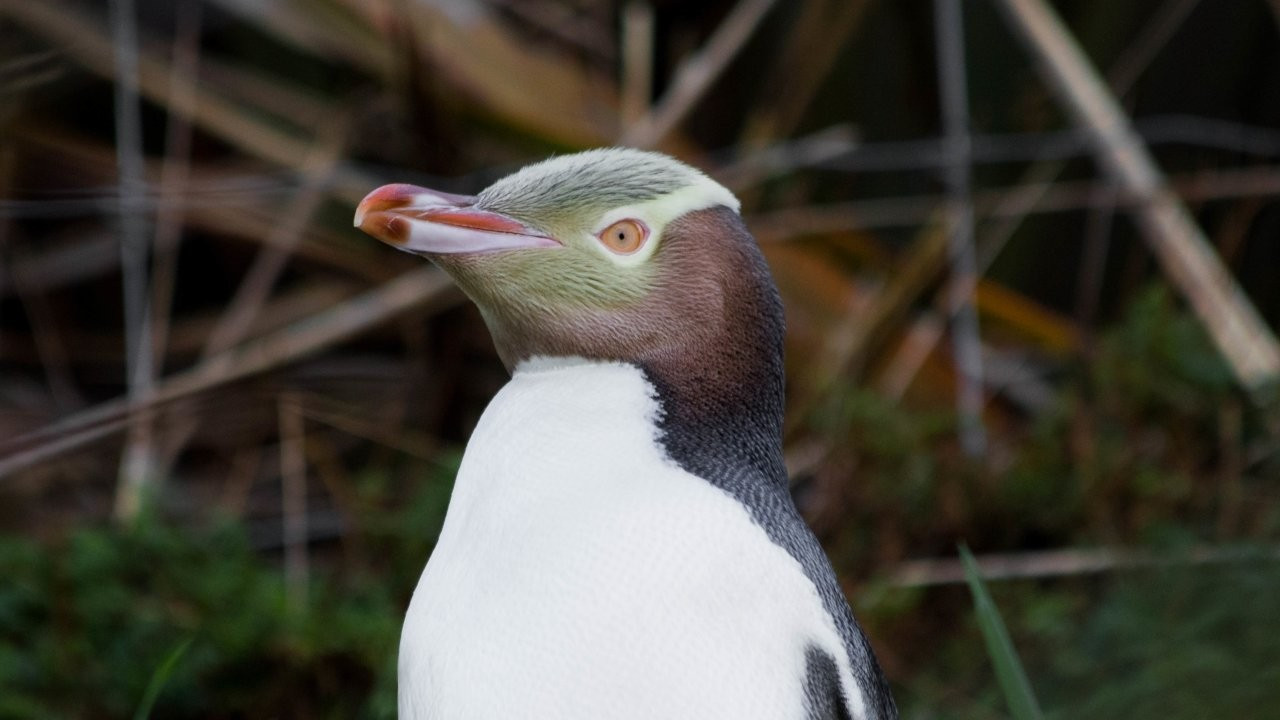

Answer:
[398,358,864,719]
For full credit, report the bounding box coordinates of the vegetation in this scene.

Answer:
[0,458,456,719]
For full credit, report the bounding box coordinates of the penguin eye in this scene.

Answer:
[596,219,648,255]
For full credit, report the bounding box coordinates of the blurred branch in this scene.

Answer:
[299,396,437,460]
[150,0,202,377]
[204,0,391,73]
[0,0,378,206]
[992,0,1280,393]
[785,216,947,442]
[975,282,1079,353]
[196,52,332,129]
[400,0,617,147]
[1,127,396,287]
[934,0,987,457]
[621,0,780,148]
[716,125,860,191]
[7,245,83,410]
[875,315,946,400]
[963,0,1200,266]
[10,114,1278,219]
[620,1,655,126]
[485,0,615,61]
[1106,0,1201,96]
[279,392,309,614]
[749,163,1280,236]
[0,268,461,479]
[185,203,397,282]
[870,0,1237,402]
[1074,182,1116,338]
[803,219,945,410]
[110,0,155,522]
[202,118,348,358]
[891,544,1280,587]
[211,0,622,147]
[0,149,8,366]
[948,0,1206,301]
[814,115,1280,173]
[739,0,870,150]
[139,2,207,494]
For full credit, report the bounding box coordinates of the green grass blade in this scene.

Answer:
[959,544,1044,720]
[132,636,194,720]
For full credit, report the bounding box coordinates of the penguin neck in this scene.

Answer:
[509,351,786,491]
[642,354,787,489]
[637,208,788,488]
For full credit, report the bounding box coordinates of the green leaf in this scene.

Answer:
[959,544,1044,720]
[132,636,194,720]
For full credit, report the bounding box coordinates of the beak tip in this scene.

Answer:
[355,184,414,233]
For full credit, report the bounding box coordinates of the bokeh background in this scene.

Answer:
[2,0,1280,717]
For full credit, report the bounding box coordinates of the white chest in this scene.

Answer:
[398,360,854,719]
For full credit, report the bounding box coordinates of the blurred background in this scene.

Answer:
[2,0,1280,717]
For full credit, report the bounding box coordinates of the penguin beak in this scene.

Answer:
[355,183,560,254]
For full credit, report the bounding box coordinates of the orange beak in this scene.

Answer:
[354,183,559,254]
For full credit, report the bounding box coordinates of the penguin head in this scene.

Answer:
[355,148,778,376]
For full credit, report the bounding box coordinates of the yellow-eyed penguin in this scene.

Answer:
[354,149,897,719]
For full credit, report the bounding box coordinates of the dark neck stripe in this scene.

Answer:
[641,208,898,720]
[638,206,788,488]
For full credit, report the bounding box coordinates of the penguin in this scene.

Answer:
[354,148,897,720]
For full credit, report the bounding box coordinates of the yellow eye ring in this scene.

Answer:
[597,219,648,255]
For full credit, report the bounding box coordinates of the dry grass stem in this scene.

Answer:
[0,268,459,478]
[0,0,377,205]
[621,0,780,149]
[934,0,987,457]
[202,118,349,358]
[993,0,1280,393]
[739,0,869,150]
[891,545,1280,587]
[620,1,655,127]
[279,393,309,614]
